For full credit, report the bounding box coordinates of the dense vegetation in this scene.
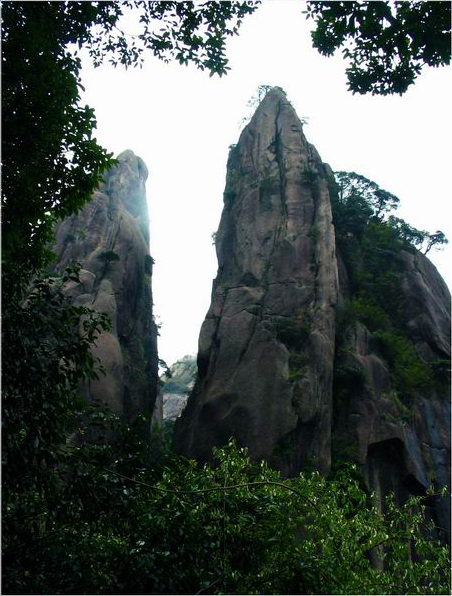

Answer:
[1,4,258,593]
[305,1,451,95]
[329,170,448,407]
[328,171,449,427]
[2,3,450,594]
[3,427,450,594]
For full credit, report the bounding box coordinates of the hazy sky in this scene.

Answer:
[80,1,451,367]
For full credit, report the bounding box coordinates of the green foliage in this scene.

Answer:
[333,172,408,326]
[335,170,400,219]
[333,358,367,404]
[3,438,450,594]
[224,189,237,206]
[275,315,313,385]
[373,330,434,400]
[352,294,391,332]
[330,437,360,473]
[332,173,375,245]
[2,3,116,284]
[301,167,318,187]
[305,1,451,95]
[388,216,449,256]
[98,249,120,263]
[161,355,197,394]
[158,358,172,380]
[387,215,427,250]
[247,84,275,108]
[240,85,285,127]
[3,6,450,593]
[289,353,308,382]
[163,378,190,395]
[431,358,451,392]
[307,225,320,241]
[275,313,312,352]
[423,230,449,255]
[331,169,447,406]
[2,264,111,493]
[144,254,154,275]
[332,173,448,265]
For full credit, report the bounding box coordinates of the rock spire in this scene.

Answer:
[175,88,339,474]
[52,150,159,425]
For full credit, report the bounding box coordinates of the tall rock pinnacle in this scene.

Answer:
[174,88,339,474]
[52,150,159,426]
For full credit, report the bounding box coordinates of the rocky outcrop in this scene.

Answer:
[161,355,197,421]
[174,88,450,541]
[174,88,339,474]
[52,150,159,426]
[334,249,451,540]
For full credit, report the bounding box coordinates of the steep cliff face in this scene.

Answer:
[174,88,450,537]
[52,150,159,425]
[175,88,339,474]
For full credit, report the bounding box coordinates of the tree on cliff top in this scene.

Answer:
[305,1,451,95]
[333,171,448,255]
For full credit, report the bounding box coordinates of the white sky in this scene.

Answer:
[80,1,451,367]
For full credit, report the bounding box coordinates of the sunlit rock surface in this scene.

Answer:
[52,150,159,426]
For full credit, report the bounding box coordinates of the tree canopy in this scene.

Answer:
[330,170,448,402]
[305,1,451,95]
[333,170,448,256]
[3,437,450,594]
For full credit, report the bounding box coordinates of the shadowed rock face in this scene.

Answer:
[174,88,339,474]
[334,248,451,541]
[52,150,159,425]
[174,88,450,540]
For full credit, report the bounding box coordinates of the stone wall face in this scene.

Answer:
[52,150,159,425]
[174,89,339,474]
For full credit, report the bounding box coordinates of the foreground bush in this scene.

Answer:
[3,427,450,595]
